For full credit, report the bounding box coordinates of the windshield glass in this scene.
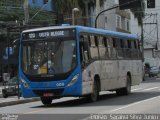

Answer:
[22,39,77,75]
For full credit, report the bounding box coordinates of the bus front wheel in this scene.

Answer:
[88,80,99,102]
[116,75,131,96]
[40,97,52,105]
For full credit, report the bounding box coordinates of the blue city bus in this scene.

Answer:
[19,25,143,105]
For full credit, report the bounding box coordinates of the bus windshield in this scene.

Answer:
[22,39,77,76]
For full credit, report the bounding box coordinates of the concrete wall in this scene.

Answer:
[144,49,153,58]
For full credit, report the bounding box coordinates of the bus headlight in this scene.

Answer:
[67,74,79,86]
[21,78,30,89]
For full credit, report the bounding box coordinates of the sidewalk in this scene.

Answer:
[0,82,39,107]
[0,97,40,107]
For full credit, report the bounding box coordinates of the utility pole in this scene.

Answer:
[156,14,159,50]
[96,0,100,28]
[141,19,144,61]
[143,13,158,50]
[24,0,29,24]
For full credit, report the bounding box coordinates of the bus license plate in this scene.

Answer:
[43,93,54,97]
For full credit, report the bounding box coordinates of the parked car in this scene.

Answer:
[2,77,21,98]
[149,66,160,77]
[0,75,2,82]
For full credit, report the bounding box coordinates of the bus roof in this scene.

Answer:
[22,25,138,40]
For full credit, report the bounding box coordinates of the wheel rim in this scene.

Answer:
[91,81,98,102]
[127,76,131,93]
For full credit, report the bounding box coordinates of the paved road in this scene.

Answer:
[0,77,160,120]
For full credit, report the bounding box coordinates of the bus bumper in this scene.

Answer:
[21,83,82,98]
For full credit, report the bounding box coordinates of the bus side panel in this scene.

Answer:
[131,60,143,85]
[118,60,143,87]
[100,60,119,90]
[81,59,143,95]
[82,61,101,95]
[118,60,132,88]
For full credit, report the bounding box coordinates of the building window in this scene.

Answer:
[121,16,125,30]
[126,19,130,31]
[105,16,107,23]
[116,15,121,28]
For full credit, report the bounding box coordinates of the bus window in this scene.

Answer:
[120,39,124,48]
[98,36,106,59]
[80,35,90,65]
[90,35,96,47]
[134,41,137,49]
[127,40,131,48]
[89,35,99,59]
[110,38,117,59]
[104,37,109,58]
[137,40,141,59]
[112,38,117,48]
[127,40,131,58]
[117,39,124,58]
[131,41,137,59]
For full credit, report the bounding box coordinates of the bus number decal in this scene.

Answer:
[56,83,65,87]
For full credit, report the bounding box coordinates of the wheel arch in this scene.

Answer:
[94,74,101,92]
[127,71,132,85]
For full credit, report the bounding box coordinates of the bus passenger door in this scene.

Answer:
[79,35,93,95]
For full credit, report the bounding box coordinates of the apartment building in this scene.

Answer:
[98,0,131,33]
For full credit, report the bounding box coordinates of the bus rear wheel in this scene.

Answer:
[116,75,131,96]
[40,97,52,105]
[88,80,99,102]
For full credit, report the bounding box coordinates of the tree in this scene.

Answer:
[52,0,106,25]
[53,0,80,16]
[130,0,145,26]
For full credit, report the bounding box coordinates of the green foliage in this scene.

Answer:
[53,0,81,15]
[130,0,145,26]
[0,6,55,24]
[28,7,55,24]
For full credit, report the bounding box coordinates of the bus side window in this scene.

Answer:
[111,38,117,58]
[107,37,113,58]
[104,37,109,58]
[89,35,99,59]
[98,36,106,59]
[131,41,136,59]
[127,40,131,58]
[117,39,123,58]
[137,40,141,59]
[80,35,90,65]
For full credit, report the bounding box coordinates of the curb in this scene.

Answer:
[0,98,40,107]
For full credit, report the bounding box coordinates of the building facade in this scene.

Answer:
[96,0,131,33]
[130,0,160,66]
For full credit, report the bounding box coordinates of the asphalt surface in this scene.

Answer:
[0,77,160,120]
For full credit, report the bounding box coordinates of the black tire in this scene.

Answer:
[40,97,52,105]
[88,80,99,102]
[2,90,8,98]
[116,75,131,96]
[2,92,8,98]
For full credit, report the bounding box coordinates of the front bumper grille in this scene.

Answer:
[33,88,64,96]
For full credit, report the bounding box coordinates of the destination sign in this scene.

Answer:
[23,29,75,40]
